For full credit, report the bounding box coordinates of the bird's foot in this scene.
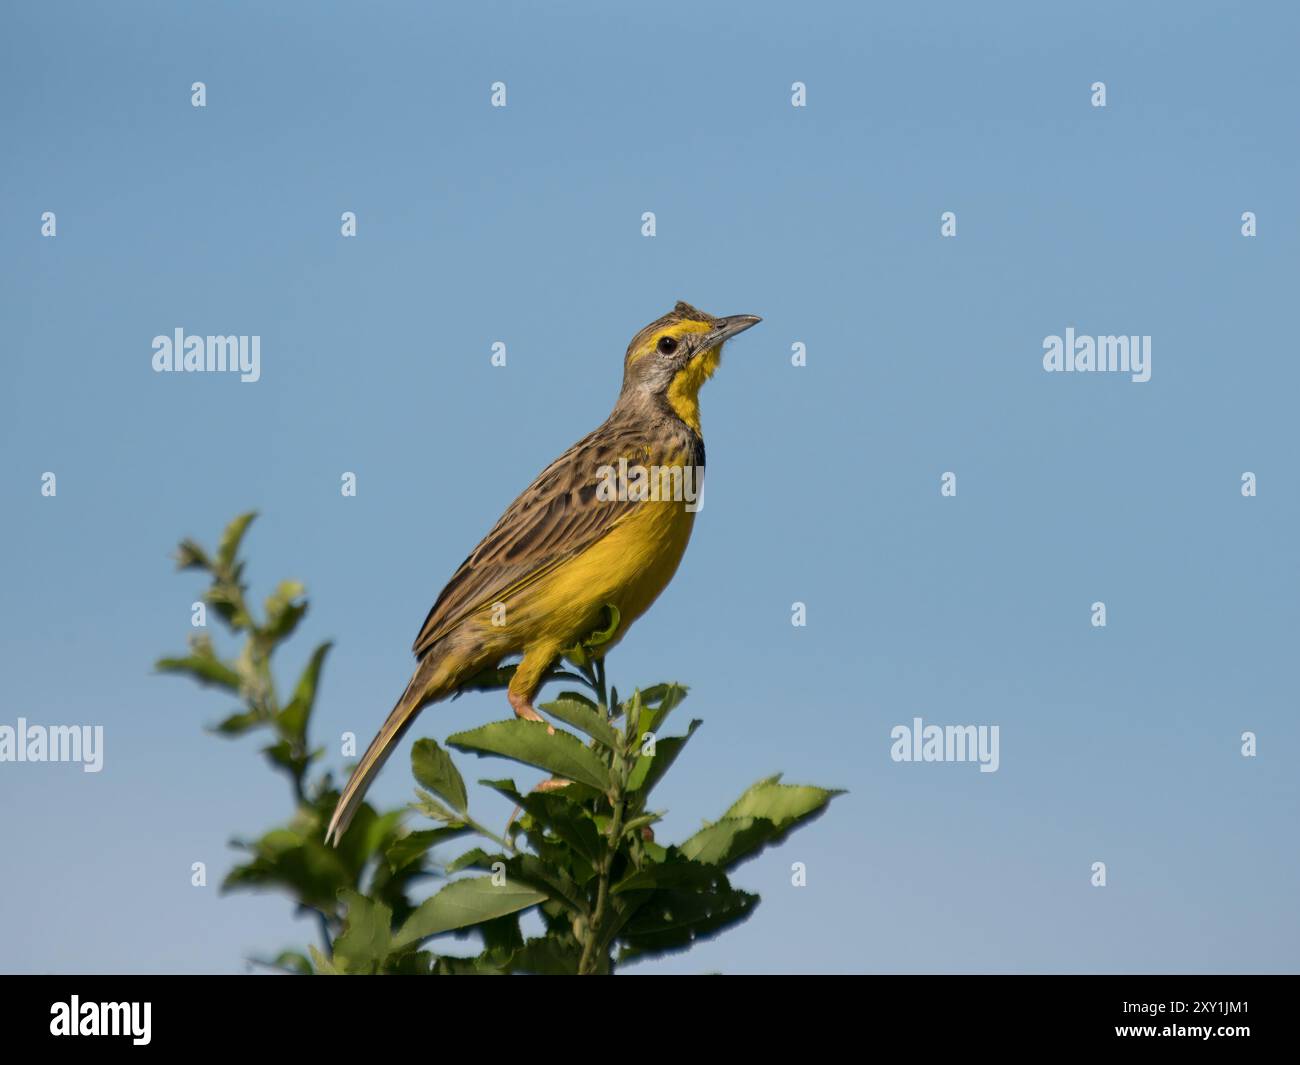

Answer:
[509,689,555,734]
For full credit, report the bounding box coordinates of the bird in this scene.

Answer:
[325,301,761,845]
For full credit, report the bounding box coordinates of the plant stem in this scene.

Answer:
[579,796,624,975]
[466,814,516,853]
[578,712,629,975]
[594,656,608,713]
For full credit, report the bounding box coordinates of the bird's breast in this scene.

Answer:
[522,452,701,649]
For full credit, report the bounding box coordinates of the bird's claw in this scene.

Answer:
[509,690,555,734]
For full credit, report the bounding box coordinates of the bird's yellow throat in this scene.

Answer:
[626,316,723,434]
[666,344,722,434]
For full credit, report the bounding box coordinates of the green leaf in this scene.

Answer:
[445,846,500,876]
[269,950,313,975]
[365,808,404,851]
[174,538,212,571]
[618,882,759,961]
[479,778,524,804]
[450,848,589,912]
[263,579,307,642]
[722,775,844,823]
[209,708,264,736]
[384,950,436,974]
[585,604,620,648]
[223,827,351,913]
[453,663,517,695]
[538,695,620,749]
[448,720,612,791]
[411,739,468,813]
[621,812,662,838]
[332,889,392,973]
[613,855,727,895]
[478,912,525,954]
[510,936,583,975]
[675,818,775,868]
[385,827,472,874]
[635,683,689,737]
[628,719,701,795]
[308,943,339,974]
[412,789,464,825]
[678,776,844,868]
[156,635,243,692]
[205,582,253,631]
[434,949,514,975]
[277,640,331,742]
[217,512,257,570]
[392,876,548,950]
[517,792,604,866]
[561,604,620,668]
[262,738,319,780]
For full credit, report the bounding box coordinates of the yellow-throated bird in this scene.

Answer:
[326,301,760,845]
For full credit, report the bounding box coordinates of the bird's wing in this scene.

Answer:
[411,420,655,658]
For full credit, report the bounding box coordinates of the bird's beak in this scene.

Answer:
[701,314,762,350]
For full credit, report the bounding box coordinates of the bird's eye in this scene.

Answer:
[657,336,679,356]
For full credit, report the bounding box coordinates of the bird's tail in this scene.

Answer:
[325,669,442,847]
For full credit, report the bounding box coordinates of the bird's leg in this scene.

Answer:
[507,687,542,722]
[508,687,555,734]
[507,654,570,791]
[508,645,560,733]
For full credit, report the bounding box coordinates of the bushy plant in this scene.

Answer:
[159,513,841,974]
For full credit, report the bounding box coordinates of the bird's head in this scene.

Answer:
[619,301,761,432]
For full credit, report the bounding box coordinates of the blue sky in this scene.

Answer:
[1,0,1297,973]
